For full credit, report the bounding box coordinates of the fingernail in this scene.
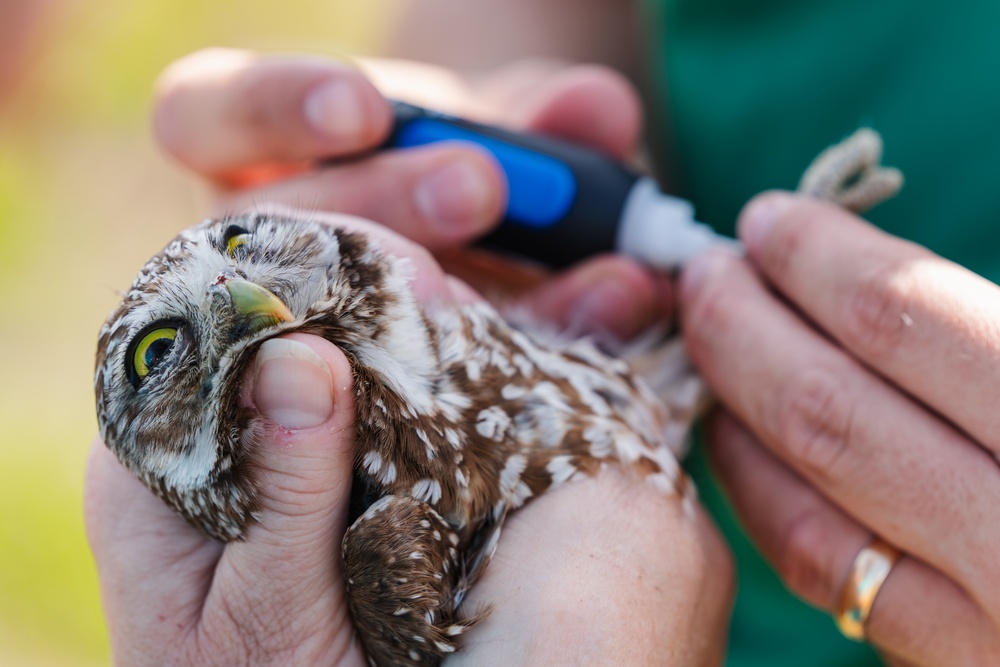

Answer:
[254,338,334,429]
[680,249,734,301]
[739,191,795,254]
[414,158,495,232]
[303,78,366,142]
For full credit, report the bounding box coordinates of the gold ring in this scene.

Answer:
[834,537,900,641]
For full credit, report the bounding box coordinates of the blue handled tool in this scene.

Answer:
[384,100,738,269]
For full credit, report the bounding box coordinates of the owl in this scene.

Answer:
[94,129,899,667]
[94,207,703,665]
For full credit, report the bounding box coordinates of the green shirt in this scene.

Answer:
[640,1,1000,665]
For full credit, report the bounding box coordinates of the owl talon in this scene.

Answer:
[343,495,482,667]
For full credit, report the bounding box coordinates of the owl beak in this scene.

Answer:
[225,278,295,334]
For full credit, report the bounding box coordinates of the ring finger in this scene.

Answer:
[706,411,994,666]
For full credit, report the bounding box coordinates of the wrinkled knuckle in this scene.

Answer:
[777,509,841,607]
[843,262,915,360]
[190,602,253,665]
[202,573,303,665]
[777,366,855,480]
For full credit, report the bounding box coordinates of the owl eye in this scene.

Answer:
[126,322,180,387]
[224,224,251,257]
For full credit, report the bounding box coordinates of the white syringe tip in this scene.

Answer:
[616,178,741,269]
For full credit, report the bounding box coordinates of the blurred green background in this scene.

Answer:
[0,1,394,664]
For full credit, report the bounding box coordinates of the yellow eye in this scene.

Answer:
[227,233,249,257]
[130,326,178,385]
[224,224,251,257]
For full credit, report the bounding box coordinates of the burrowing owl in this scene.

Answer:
[94,208,702,666]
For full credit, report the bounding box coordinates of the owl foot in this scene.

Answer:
[342,495,483,667]
[797,128,904,213]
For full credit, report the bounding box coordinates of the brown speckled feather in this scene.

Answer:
[95,210,690,667]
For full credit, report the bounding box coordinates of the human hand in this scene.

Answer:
[87,211,732,666]
[449,467,732,666]
[679,192,1000,665]
[153,48,669,341]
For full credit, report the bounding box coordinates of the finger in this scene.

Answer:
[706,411,995,666]
[679,250,1000,602]
[513,254,671,340]
[513,64,643,159]
[217,144,506,250]
[154,48,392,183]
[739,192,1000,455]
[203,334,363,664]
[84,439,222,662]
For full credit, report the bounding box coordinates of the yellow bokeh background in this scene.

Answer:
[0,2,395,664]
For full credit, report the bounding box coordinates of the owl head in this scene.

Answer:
[94,208,432,539]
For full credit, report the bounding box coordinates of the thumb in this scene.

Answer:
[204,333,364,664]
[244,333,356,543]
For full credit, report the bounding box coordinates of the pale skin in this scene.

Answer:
[89,0,1000,664]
